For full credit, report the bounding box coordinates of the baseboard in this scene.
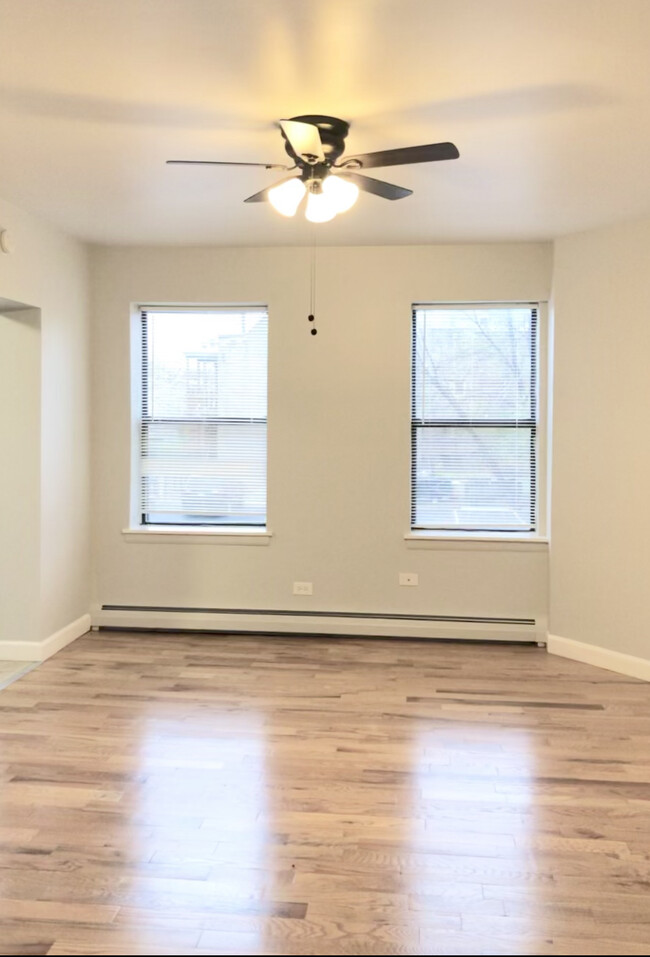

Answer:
[92,606,542,642]
[0,613,91,662]
[547,633,650,682]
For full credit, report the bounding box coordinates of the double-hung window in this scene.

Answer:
[139,305,268,527]
[411,303,539,534]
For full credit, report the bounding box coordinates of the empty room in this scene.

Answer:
[1,1,650,954]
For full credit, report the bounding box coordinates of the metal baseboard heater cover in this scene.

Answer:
[96,605,541,643]
[102,604,535,627]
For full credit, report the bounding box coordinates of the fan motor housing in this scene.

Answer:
[282,115,350,166]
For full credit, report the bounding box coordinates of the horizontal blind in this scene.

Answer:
[411,303,538,532]
[141,306,268,526]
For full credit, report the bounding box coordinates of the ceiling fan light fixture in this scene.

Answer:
[305,186,337,223]
[268,177,306,217]
[322,174,359,213]
[170,115,459,218]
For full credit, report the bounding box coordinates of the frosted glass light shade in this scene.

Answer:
[305,189,337,223]
[268,178,306,217]
[322,175,359,213]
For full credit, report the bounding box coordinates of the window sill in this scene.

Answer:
[122,526,272,545]
[404,532,548,552]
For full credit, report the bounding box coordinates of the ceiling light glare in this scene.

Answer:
[268,177,306,217]
[322,175,359,213]
[305,188,337,223]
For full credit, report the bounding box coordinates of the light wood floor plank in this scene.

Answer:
[0,631,649,954]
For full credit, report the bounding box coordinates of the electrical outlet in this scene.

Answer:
[399,572,419,586]
[293,581,313,595]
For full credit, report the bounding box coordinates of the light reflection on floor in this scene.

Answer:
[412,723,535,947]
[131,711,268,953]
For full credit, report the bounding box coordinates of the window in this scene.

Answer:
[139,305,268,527]
[411,303,539,534]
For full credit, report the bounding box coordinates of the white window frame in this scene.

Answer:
[407,301,548,545]
[125,303,272,544]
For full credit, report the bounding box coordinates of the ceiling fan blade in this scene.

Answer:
[243,175,298,203]
[279,120,325,163]
[338,172,412,201]
[339,141,459,170]
[167,160,290,169]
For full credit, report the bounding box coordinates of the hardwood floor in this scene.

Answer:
[0,631,649,955]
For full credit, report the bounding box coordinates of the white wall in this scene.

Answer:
[4,186,649,659]
[0,197,90,647]
[91,243,551,634]
[552,217,650,660]
[0,306,40,643]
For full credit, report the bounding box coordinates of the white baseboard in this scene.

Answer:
[547,633,650,682]
[92,607,541,643]
[0,613,91,662]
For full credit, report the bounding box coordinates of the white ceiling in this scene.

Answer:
[1,0,650,246]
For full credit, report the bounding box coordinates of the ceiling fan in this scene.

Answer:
[167,115,460,222]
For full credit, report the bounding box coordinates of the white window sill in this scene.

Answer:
[405,532,548,552]
[122,526,272,545]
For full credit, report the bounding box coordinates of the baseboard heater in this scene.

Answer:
[94,604,542,643]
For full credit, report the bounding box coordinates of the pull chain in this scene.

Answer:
[308,229,317,335]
